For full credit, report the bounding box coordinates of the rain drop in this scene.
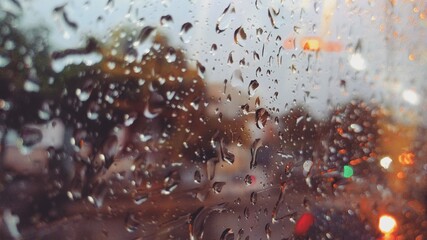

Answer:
[212,182,226,194]
[133,192,148,205]
[210,43,218,55]
[250,192,257,205]
[160,14,173,26]
[180,22,193,43]
[255,108,270,129]
[233,26,247,46]
[265,223,272,239]
[244,175,254,185]
[220,228,234,240]
[165,47,176,63]
[227,51,234,65]
[194,170,202,184]
[248,80,259,97]
[250,138,262,169]
[216,4,235,33]
[124,213,140,232]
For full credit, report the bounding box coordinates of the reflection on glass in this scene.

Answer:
[0,0,426,239]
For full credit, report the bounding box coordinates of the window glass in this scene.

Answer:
[0,0,426,239]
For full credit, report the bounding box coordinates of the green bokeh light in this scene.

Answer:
[343,165,354,178]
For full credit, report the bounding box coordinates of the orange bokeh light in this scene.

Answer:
[398,151,415,165]
[302,38,321,51]
[379,215,397,234]
[283,36,342,52]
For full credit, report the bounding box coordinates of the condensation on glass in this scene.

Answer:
[0,0,426,239]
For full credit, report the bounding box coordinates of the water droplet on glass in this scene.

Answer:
[265,223,272,239]
[212,182,226,194]
[180,22,193,43]
[165,47,177,63]
[220,140,235,164]
[144,103,162,119]
[220,228,234,240]
[124,213,140,232]
[267,8,279,29]
[88,181,108,208]
[161,170,180,195]
[255,108,270,129]
[194,170,202,184]
[232,69,243,85]
[233,26,247,46]
[196,61,206,79]
[250,192,257,205]
[244,175,254,185]
[134,26,156,57]
[133,192,148,205]
[244,207,250,219]
[248,80,259,97]
[250,139,262,169]
[237,229,244,240]
[253,51,260,61]
[241,104,250,115]
[124,112,138,126]
[303,160,313,176]
[255,97,261,108]
[216,4,235,33]
[206,158,218,180]
[160,14,173,26]
[210,43,218,55]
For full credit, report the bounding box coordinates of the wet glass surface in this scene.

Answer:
[0,0,427,239]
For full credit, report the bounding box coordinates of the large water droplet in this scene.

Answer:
[216,4,235,33]
[212,182,226,193]
[180,22,193,43]
[160,14,173,26]
[233,26,247,46]
[268,8,279,29]
[220,228,234,240]
[134,26,156,57]
[231,69,243,86]
[250,139,262,169]
[255,108,270,129]
[220,140,235,165]
[165,47,177,63]
[194,170,202,184]
[244,175,254,186]
[248,80,259,97]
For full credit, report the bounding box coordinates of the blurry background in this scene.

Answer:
[0,0,426,239]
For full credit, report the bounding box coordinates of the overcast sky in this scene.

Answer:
[2,0,426,122]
